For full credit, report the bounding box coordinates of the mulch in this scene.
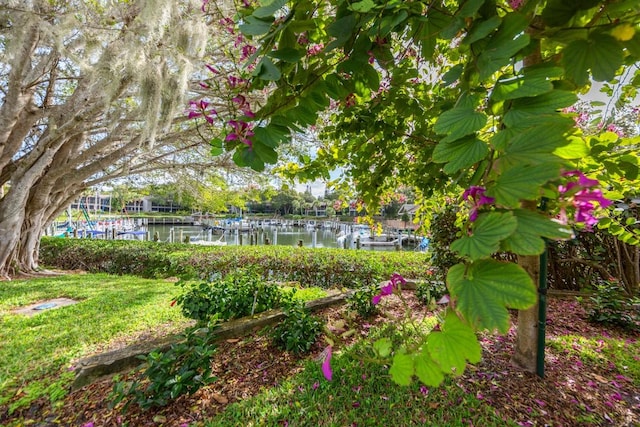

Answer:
[2,293,639,426]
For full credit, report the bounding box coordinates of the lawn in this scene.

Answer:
[1,273,638,426]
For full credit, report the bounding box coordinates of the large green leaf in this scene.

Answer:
[432,136,489,174]
[447,260,537,332]
[414,349,445,387]
[254,57,282,81]
[253,0,286,18]
[389,352,414,386]
[589,33,624,82]
[491,76,553,102]
[476,13,530,80]
[426,311,481,375]
[501,209,574,255]
[501,121,575,165]
[563,34,624,86]
[268,48,305,63]
[488,163,560,207]
[434,108,487,142]
[541,0,601,27]
[252,124,289,148]
[239,15,273,36]
[465,16,501,44]
[562,39,591,86]
[509,91,578,114]
[451,212,518,260]
[553,135,589,159]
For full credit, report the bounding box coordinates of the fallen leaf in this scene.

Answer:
[226,338,240,343]
[212,393,228,404]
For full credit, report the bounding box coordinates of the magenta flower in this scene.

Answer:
[205,64,219,74]
[559,171,612,231]
[372,273,406,305]
[321,346,333,381]
[225,120,254,147]
[187,100,217,124]
[462,186,495,222]
[241,44,257,61]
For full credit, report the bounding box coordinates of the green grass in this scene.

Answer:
[547,334,640,385]
[0,273,189,411]
[207,325,515,427]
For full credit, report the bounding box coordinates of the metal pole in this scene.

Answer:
[536,243,548,378]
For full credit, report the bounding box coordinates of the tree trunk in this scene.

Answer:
[511,254,540,372]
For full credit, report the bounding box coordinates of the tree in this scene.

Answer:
[197,0,640,384]
[0,0,239,278]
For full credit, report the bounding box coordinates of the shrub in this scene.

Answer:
[110,324,217,411]
[176,269,283,323]
[587,278,639,330]
[39,238,432,288]
[346,284,379,318]
[428,205,462,283]
[272,301,322,354]
[415,281,447,307]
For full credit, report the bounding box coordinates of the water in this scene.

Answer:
[146,224,402,251]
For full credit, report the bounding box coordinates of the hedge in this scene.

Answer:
[39,238,432,289]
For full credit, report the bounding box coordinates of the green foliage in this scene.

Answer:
[415,281,447,307]
[428,205,462,283]
[40,238,431,288]
[176,269,284,323]
[271,301,322,354]
[346,284,379,318]
[110,324,217,411]
[587,279,639,330]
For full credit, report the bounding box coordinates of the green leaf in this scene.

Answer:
[542,0,601,27]
[488,164,560,207]
[553,136,589,159]
[350,0,376,13]
[426,311,481,375]
[254,57,282,81]
[233,146,265,171]
[327,14,356,47]
[491,76,553,102]
[451,212,518,260]
[268,48,305,63]
[253,0,286,19]
[589,33,624,82]
[476,13,530,80]
[501,122,575,165]
[253,124,289,148]
[441,64,464,86]
[501,209,574,255]
[433,136,489,174]
[210,138,223,156]
[562,39,590,86]
[458,0,486,18]
[252,139,278,164]
[509,90,578,114]
[373,338,392,358]
[447,260,537,333]
[239,15,273,36]
[389,352,414,386]
[434,108,487,141]
[414,349,445,387]
[465,15,501,45]
[563,34,623,86]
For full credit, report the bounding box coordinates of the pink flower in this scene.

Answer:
[321,346,333,381]
[187,99,217,124]
[225,120,254,147]
[560,171,612,231]
[462,186,495,222]
[307,43,324,56]
[241,44,257,61]
[372,273,406,305]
